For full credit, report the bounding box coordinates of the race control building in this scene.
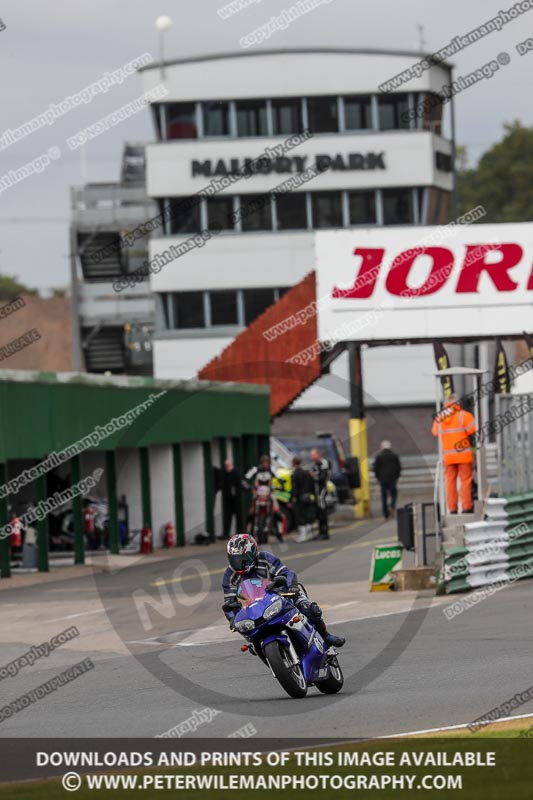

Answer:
[138,48,457,448]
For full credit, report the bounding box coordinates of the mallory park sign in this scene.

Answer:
[191,152,386,178]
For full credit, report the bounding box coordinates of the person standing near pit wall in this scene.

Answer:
[432,393,477,514]
[372,441,402,520]
[309,448,331,540]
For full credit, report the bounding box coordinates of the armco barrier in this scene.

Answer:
[441,494,533,594]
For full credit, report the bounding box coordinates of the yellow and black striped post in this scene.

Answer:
[348,343,371,518]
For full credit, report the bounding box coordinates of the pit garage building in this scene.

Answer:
[0,370,270,577]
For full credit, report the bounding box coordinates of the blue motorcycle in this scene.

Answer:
[227,575,344,699]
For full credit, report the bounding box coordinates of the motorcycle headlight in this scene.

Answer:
[263,598,283,620]
[235,618,255,633]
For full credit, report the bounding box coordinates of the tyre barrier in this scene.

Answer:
[441,495,533,594]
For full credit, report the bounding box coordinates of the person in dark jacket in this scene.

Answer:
[217,460,242,540]
[291,457,314,543]
[309,448,331,540]
[373,440,402,520]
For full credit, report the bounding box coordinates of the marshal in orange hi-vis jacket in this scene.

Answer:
[432,395,477,513]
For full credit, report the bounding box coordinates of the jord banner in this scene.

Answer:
[315,222,533,342]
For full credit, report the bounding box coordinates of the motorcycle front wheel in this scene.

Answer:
[256,517,267,544]
[264,641,307,698]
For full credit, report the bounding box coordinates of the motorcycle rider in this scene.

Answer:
[222,533,345,649]
[244,454,283,542]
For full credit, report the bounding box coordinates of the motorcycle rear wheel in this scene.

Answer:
[264,641,307,698]
[316,656,344,694]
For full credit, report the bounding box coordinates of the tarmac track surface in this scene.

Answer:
[0,515,532,739]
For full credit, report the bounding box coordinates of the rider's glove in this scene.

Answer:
[265,575,288,593]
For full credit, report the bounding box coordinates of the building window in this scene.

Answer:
[152,105,163,139]
[435,151,452,173]
[312,191,343,228]
[378,93,410,130]
[240,194,273,231]
[236,99,268,137]
[210,290,239,326]
[165,103,198,139]
[421,92,444,134]
[168,198,201,234]
[348,191,377,225]
[343,96,372,130]
[161,294,172,329]
[271,98,303,134]
[243,288,276,325]
[275,192,308,230]
[307,96,339,133]
[207,197,234,230]
[382,188,414,224]
[202,101,230,136]
[174,292,205,329]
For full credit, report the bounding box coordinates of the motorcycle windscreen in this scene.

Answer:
[237,577,270,607]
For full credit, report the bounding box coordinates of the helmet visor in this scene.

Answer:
[229,551,255,574]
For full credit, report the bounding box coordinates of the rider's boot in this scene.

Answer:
[324,632,346,648]
[316,617,346,648]
[295,526,308,543]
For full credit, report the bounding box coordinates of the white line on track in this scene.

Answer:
[168,601,443,647]
[125,640,168,646]
[127,596,446,648]
[377,711,533,738]
[46,608,113,623]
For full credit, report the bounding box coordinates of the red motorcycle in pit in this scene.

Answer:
[247,485,281,545]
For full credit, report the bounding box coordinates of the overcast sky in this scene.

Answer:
[0,0,530,292]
